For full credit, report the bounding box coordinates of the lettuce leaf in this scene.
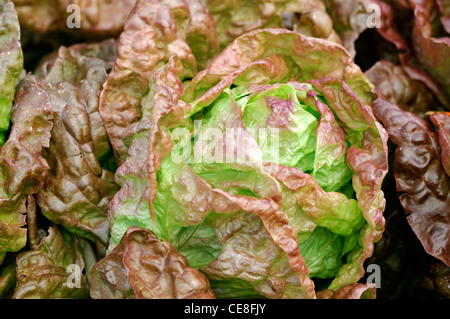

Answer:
[322,0,375,58]
[99,0,218,164]
[13,226,97,299]
[372,96,450,267]
[90,226,215,299]
[0,0,23,146]
[201,0,341,49]
[36,80,119,247]
[365,61,435,118]
[0,75,53,265]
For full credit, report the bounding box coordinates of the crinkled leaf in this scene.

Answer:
[90,227,135,299]
[12,0,61,34]
[201,211,312,299]
[201,0,341,49]
[13,226,97,299]
[99,0,217,164]
[0,75,53,265]
[264,163,364,239]
[308,78,388,289]
[155,162,316,298]
[36,81,119,246]
[90,226,215,299]
[365,61,435,118]
[107,57,189,249]
[372,96,450,266]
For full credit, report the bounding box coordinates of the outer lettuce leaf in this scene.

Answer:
[12,0,61,34]
[0,75,53,265]
[183,0,220,69]
[201,0,341,49]
[36,81,119,247]
[372,96,450,266]
[90,226,215,299]
[90,224,135,299]
[0,0,23,146]
[60,0,135,37]
[365,61,434,118]
[99,0,218,164]
[13,226,97,299]
[22,41,121,250]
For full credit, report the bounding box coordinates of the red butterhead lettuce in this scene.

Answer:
[94,24,388,299]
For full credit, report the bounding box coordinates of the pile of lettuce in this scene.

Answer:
[0,0,448,299]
